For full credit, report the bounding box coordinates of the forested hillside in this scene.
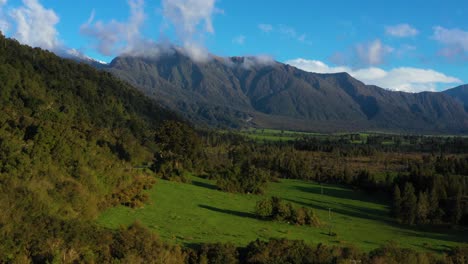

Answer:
[0,33,187,262]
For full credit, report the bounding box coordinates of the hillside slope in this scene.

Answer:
[106,51,468,134]
[0,34,183,260]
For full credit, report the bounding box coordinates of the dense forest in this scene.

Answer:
[0,33,467,263]
[0,33,183,261]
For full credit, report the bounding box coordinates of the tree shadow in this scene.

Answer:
[285,197,396,225]
[293,185,388,205]
[284,197,468,245]
[198,204,258,219]
[192,180,218,190]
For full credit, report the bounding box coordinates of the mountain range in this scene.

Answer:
[98,49,468,134]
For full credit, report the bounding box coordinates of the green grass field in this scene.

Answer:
[241,128,375,143]
[98,176,467,253]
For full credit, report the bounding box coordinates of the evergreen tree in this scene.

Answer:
[416,191,430,224]
[451,189,463,225]
[428,187,442,223]
[401,183,417,225]
[392,185,402,220]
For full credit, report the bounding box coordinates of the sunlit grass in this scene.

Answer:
[98,176,467,252]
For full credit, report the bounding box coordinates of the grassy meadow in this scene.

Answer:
[98,176,467,253]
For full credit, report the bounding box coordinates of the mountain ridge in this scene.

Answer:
[103,51,468,134]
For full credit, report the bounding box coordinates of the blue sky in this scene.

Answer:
[1,0,467,92]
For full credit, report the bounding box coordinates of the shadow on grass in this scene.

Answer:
[198,204,258,219]
[192,180,218,190]
[284,197,468,246]
[293,185,388,205]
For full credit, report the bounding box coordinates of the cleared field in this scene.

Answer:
[98,176,467,253]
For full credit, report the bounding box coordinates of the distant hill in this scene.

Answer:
[104,50,468,134]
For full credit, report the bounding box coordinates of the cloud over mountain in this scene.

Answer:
[286,58,461,93]
[80,0,146,56]
[79,0,221,62]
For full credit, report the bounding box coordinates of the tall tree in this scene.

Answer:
[451,189,463,225]
[392,185,402,220]
[416,191,430,224]
[401,183,417,225]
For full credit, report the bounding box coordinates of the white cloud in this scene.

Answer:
[80,0,221,62]
[232,35,245,45]
[258,23,311,44]
[433,26,468,50]
[385,24,419,37]
[432,26,468,59]
[355,39,394,66]
[285,58,462,93]
[284,58,349,74]
[162,0,218,62]
[258,23,273,33]
[0,0,9,33]
[80,0,145,56]
[331,39,394,67]
[5,0,60,50]
[162,0,216,36]
[278,24,296,38]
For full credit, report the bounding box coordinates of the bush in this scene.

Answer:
[254,197,320,226]
[255,199,273,218]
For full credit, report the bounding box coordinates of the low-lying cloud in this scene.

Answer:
[80,0,220,62]
[286,58,461,93]
[161,0,218,62]
[80,0,146,56]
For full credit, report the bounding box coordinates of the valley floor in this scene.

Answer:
[98,176,468,253]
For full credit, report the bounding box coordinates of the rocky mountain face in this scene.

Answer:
[104,51,468,134]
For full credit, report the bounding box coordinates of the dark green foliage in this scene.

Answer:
[401,183,418,225]
[152,120,201,181]
[254,198,273,218]
[416,191,430,224]
[368,241,436,264]
[255,197,320,226]
[393,185,402,218]
[0,33,184,261]
[446,244,468,264]
[243,239,363,264]
[107,175,156,208]
[190,243,239,264]
[111,222,186,263]
[216,162,270,194]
